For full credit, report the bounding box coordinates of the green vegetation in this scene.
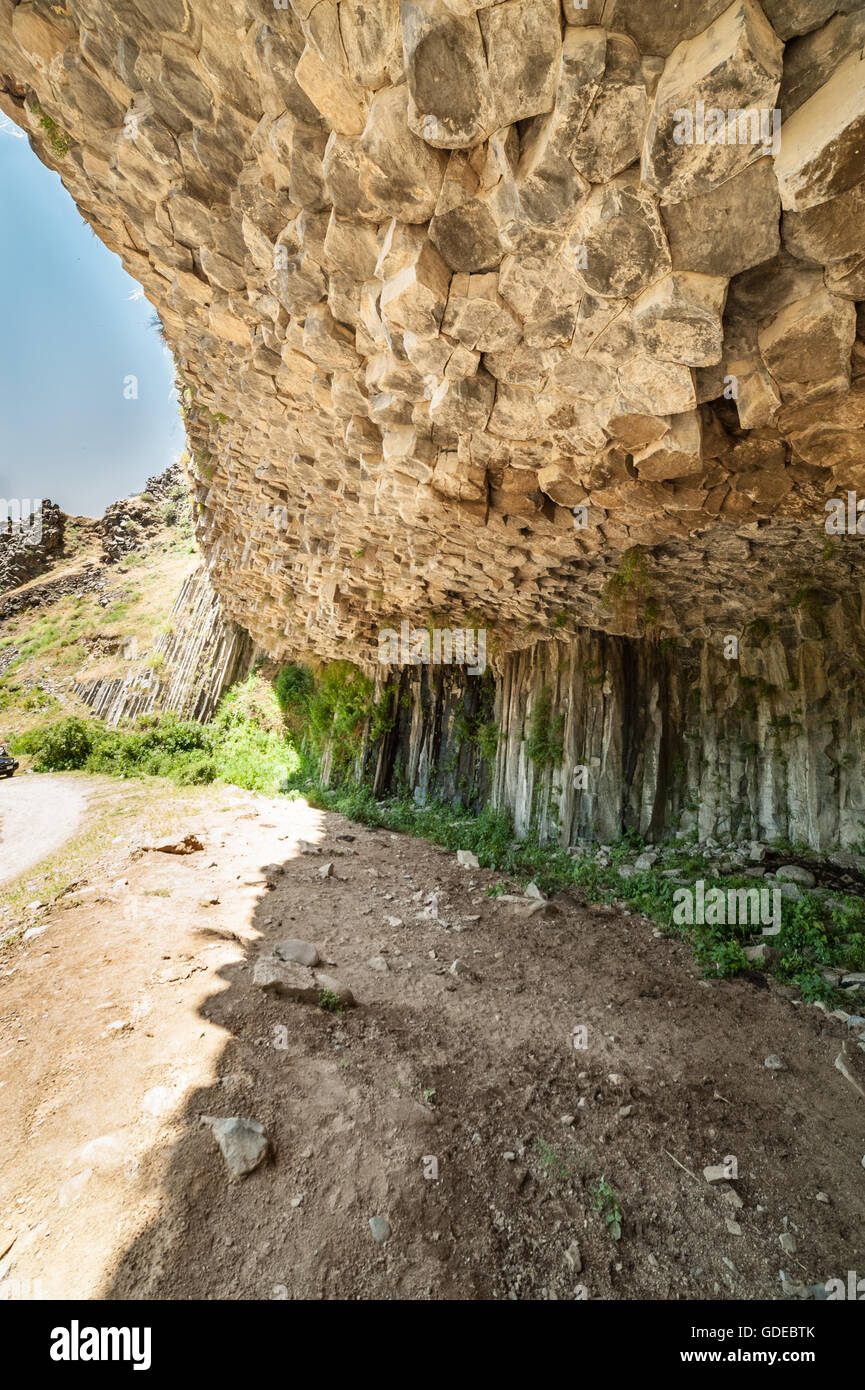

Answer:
[317,988,344,1014]
[526,685,564,769]
[11,671,299,794]
[452,671,498,766]
[534,1138,577,1183]
[275,660,381,780]
[601,547,653,613]
[745,618,777,645]
[29,99,70,158]
[590,1179,623,1241]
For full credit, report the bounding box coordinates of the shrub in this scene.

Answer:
[13,716,93,770]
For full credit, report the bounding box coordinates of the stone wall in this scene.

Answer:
[2,0,864,844]
[369,597,865,850]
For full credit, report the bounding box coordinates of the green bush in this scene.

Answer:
[275,660,390,782]
[174,755,218,785]
[13,716,93,770]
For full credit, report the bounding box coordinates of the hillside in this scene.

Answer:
[0,464,230,741]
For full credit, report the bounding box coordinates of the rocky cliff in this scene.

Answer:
[0,464,256,734]
[74,564,257,724]
[2,0,864,844]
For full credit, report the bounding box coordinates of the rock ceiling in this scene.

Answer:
[2,0,864,668]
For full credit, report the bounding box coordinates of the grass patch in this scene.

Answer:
[29,99,70,158]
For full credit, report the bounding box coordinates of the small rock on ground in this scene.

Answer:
[369,1216,391,1244]
[274,939,320,967]
[200,1116,269,1181]
[776,864,816,887]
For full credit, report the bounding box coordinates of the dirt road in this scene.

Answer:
[0,775,89,888]
[1,777,864,1301]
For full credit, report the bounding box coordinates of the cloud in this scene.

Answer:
[0,115,25,140]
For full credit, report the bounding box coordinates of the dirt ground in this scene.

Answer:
[1,775,864,1301]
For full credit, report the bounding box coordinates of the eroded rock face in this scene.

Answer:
[0,0,863,673]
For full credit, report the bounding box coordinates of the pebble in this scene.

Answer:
[815,1192,830,1204]
[703,1164,730,1183]
[779,1232,798,1255]
[319,862,334,879]
[764,1054,785,1070]
[564,1240,582,1273]
[634,851,659,871]
[368,1217,391,1245]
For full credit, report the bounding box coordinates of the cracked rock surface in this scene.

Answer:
[1,0,863,667]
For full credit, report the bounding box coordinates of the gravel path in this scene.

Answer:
[0,774,89,887]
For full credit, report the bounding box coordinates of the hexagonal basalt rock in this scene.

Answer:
[1,0,862,723]
[642,0,784,204]
[632,273,728,367]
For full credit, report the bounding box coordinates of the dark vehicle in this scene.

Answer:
[0,746,18,777]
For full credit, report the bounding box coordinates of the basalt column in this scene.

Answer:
[2,0,864,845]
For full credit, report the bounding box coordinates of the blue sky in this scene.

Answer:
[0,114,184,517]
